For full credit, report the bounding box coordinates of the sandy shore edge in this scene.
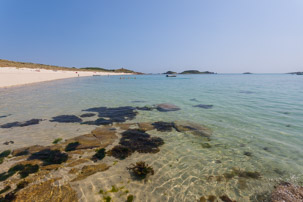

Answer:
[0,67,132,88]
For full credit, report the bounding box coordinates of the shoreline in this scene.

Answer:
[0,67,132,88]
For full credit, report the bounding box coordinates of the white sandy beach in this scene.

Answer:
[0,67,131,88]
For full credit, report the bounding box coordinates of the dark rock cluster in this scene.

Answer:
[109,129,164,159]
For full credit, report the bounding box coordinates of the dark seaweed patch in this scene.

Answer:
[80,113,96,118]
[19,164,39,178]
[82,118,113,126]
[136,106,154,111]
[82,106,137,125]
[0,186,10,194]
[65,142,80,152]
[50,115,82,123]
[0,114,11,119]
[0,119,42,128]
[0,150,10,158]
[29,149,68,165]
[109,129,164,160]
[109,145,132,160]
[0,164,39,181]
[152,121,175,132]
[193,104,213,109]
[190,98,199,102]
[92,148,106,161]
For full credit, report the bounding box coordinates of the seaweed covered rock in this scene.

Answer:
[14,179,78,202]
[0,164,39,181]
[81,118,113,126]
[120,129,164,153]
[109,145,133,160]
[29,149,68,165]
[0,119,42,128]
[50,115,82,123]
[82,106,137,125]
[173,121,212,137]
[156,103,180,112]
[92,148,106,161]
[152,121,175,132]
[127,161,154,179]
[80,113,96,118]
[271,182,303,202]
[65,142,80,152]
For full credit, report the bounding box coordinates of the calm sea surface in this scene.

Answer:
[0,74,303,201]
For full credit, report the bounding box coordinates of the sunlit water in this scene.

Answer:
[0,74,303,201]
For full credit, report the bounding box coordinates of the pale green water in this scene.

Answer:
[0,74,303,201]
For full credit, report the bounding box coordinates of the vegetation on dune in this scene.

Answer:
[0,59,138,74]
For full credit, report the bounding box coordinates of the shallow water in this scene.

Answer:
[0,74,303,201]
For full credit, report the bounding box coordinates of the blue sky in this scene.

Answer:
[0,0,302,73]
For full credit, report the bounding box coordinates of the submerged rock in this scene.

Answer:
[72,163,109,181]
[120,129,164,153]
[0,114,11,119]
[0,119,43,128]
[156,103,181,112]
[109,129,164,159]
[14,179,78,202]
[82,106,137,125]
[29,149,68,165]
[50,115,82,123]
[271,182,303,202]
[82,118,113,126]
[138,122,154,131]
[80,113,96,118]
[173,121,212,137]
[12,145,47,156]
[136,106,154,111]
[152,121,175,132]
[109,145,133,160]
[193,104,213,109]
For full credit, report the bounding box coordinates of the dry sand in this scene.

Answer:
[0,67,131,88]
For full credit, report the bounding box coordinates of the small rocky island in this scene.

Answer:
[164,71,177,74]
[288,72,303,75]
[180,70,215,74]
[243,72,253,74]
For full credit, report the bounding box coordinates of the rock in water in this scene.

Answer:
[156,103,180,112]
[50,115,82,123]
[271,182,303,202]
[0,119,42,128]
[193,104,213,109]
[173,121,212,137]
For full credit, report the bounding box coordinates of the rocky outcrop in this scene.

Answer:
[271,182,303,202]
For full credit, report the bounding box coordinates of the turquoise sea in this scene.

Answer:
[0,74,303,201]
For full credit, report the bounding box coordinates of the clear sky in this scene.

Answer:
[1,0,303,73]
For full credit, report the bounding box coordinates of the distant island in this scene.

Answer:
[288,72,303,75]
[0,59,139,74]
[164,71,177,74]
[180,70,215,74]
[243,72,253,74]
